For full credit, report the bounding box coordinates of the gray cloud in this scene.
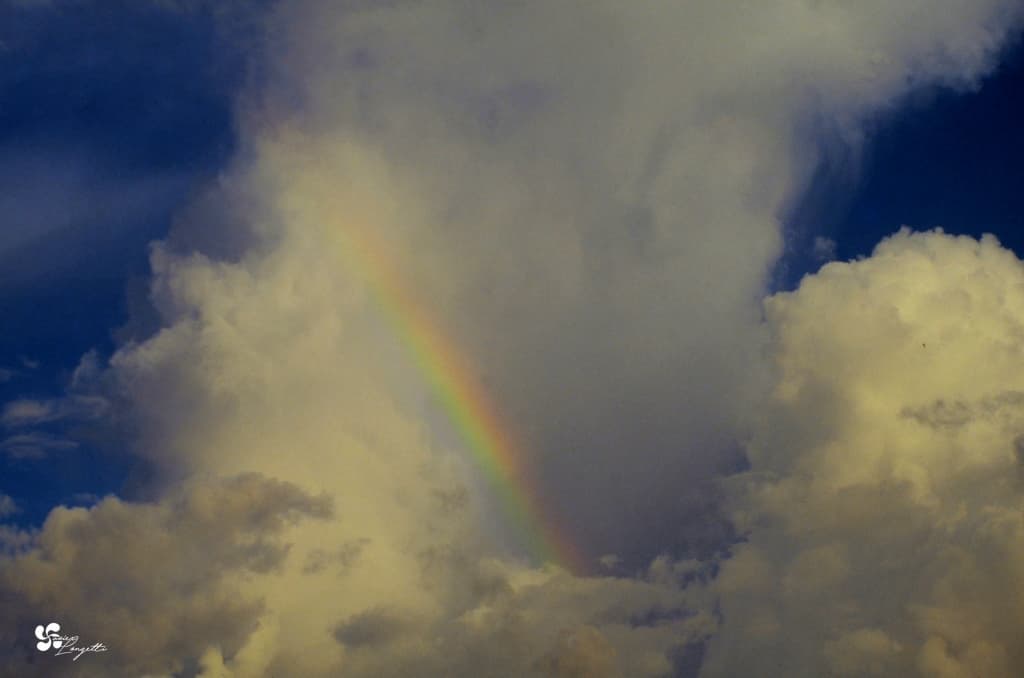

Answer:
[303,538,370,576]
[901,390,1024,430]
[247,0,1022,565]
[333,607,411,649]
[0,432,78,459]
[1,395,108,428]
[0,494,17,518]
[535,626,620,678]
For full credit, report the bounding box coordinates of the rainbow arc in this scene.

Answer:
[329,213,586,575]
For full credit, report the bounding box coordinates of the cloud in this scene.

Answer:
[0,147,195,291]
[535,626,619,678]
[703,229,1024,677]
[0,473,332,677]
[0,352,111,459]
[84,183,717,676]
[2,2,1023,677]
[0,351,108,464]
[0,399,54,427]
[0,395,109,428]
[1,356,109,430]
[333,607,413,650]
[66,492,101,506]
[0,432,78,459]
[812,235,838,261]
[241,0,1023,566]
[0,494,17,518]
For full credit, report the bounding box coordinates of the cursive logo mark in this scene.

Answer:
[34,623,108,661]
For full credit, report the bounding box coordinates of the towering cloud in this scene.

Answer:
[1,1,1022,676]
[242,0,1023,563]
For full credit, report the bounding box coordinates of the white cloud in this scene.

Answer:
[703,229,1024,677]
[0,474,333,677]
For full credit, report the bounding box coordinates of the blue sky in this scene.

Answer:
[3,3,1024,677]
[779,36,1024,289]
[0,1,248,526]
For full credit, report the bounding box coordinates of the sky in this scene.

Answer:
[1,2,1024,677]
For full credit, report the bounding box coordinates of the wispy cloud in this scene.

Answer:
[0,432,78,459]
[0,395,107,428]
[0,147,196,291]
[0,494,17,518]
[0,399,56,427]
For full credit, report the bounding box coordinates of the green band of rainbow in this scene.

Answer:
[329,216,586,575]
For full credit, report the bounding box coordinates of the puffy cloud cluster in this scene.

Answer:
[705,230,1024,676]
[0,474,333,677]
[1,1,1022,676]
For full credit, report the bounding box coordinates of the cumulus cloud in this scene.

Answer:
[703,229,1024,677]
[0,473,333,677]
[2,2,1023,677]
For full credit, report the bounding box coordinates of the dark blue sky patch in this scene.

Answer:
[0,0,255,361]
[0,0,261,528]
[777,35,1024,290]
[0,1,249,171]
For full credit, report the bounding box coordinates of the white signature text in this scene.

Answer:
[35,623,108,661]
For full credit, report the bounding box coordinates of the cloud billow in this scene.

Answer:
[705,229,1024,676]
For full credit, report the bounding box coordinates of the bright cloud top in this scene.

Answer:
[707,230,1024,677]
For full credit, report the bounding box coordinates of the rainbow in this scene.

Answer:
[329,215,587,575]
